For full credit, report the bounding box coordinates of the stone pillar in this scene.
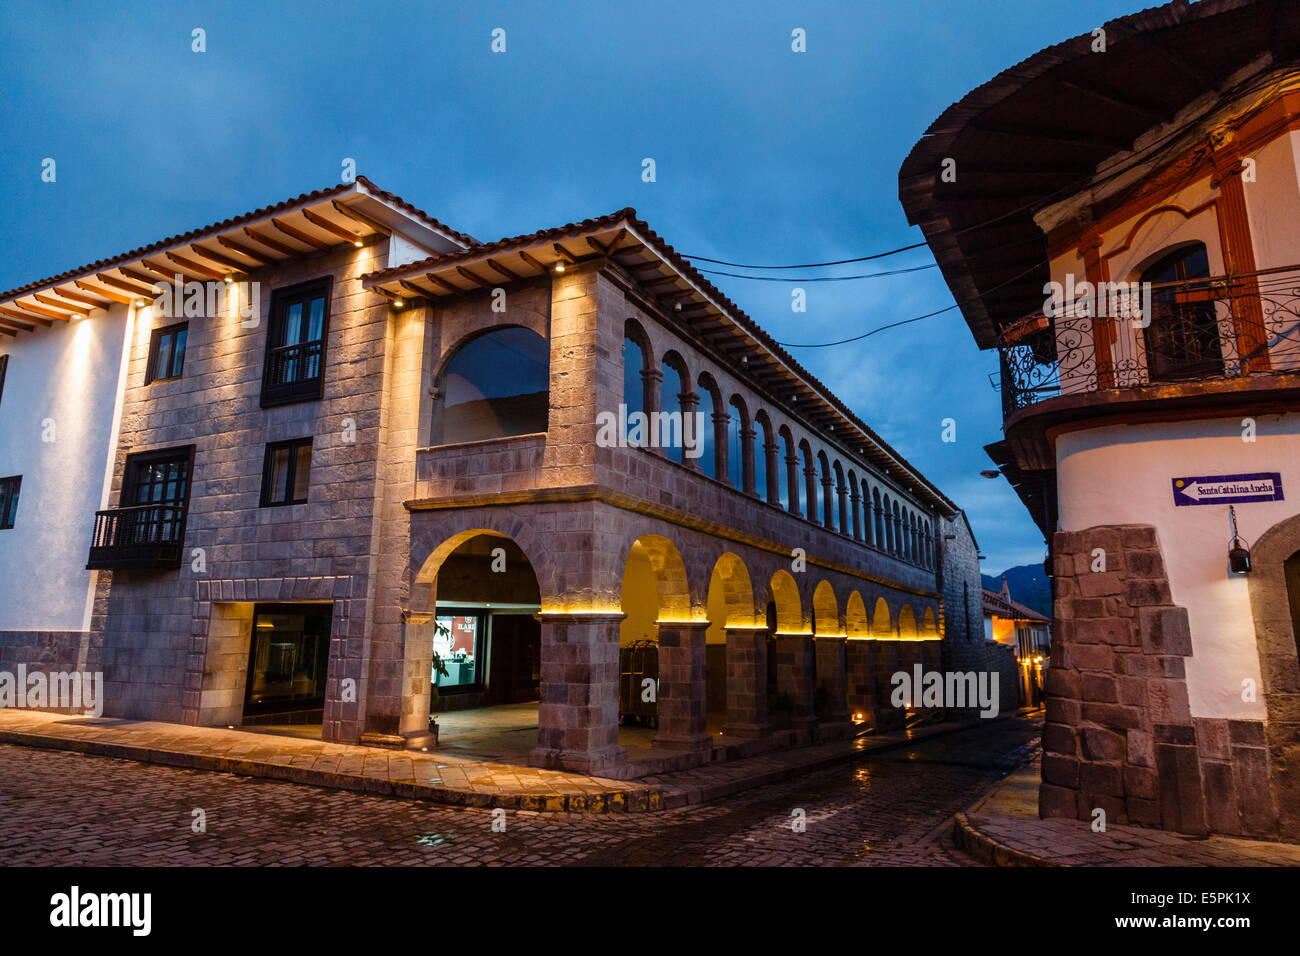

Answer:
[740,426,757,496]
[723,626,771,738]
[396,610,436,748]
[849,487,862,541]
[846,639,874,724]
[653,621,712,751]
[712,410,730,483]
[920,639,945,721]
[680,392,701,471]
[820,475,834,527]
[775,633,817,728]
[785,454,800,514]
[530,612,626,775]
[640,366,662,418]
[872,640,905,730]
[764,441,780,506]
[814,635,851,728]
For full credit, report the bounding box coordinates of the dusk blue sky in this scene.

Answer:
[0,0,1142,573]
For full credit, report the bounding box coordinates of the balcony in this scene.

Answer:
[261,339,324,407]
[86,504,187,570]
[997,270,1300,418]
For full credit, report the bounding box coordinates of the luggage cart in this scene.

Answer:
[619,639,659,728]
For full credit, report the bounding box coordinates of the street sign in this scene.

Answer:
[1172,472,1284,507]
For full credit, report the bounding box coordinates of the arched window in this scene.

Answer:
[660,355,687,464]
[622,321,652,445]
[833,462,847,534]
[847,470,860,540]
[696,375,718,479]
[754,412,772,504]
[433,326,548,445]
[780,427,796,512]
[1140,242,1222,383]
[799,441,815,519]
[873,488,884,546]
[727,396,747,490]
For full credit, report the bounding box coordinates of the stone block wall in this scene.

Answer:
[1041,523,1281,839]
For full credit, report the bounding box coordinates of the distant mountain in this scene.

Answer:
[981,564,1052,619]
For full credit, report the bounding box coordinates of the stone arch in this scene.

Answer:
[921,607,938,638]
[726,393,750,491]
[623,534,693,622]
[769,569,805,633]
[1246,511,1300,840]
[845,591,869,638]
[695,370,722,479]
[708,552,757,627]
[623,316,655,371]
[898,604,919,639]
[623,317,655,420]
[659,350,691,464]
[872,597,893,637]
[812,579,841,635]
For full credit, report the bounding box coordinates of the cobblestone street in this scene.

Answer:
[0,715,1039,867]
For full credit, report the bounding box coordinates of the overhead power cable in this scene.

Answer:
[696,263,937,282]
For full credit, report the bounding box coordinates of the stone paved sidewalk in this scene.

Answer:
[955,757,1300,866]
[0,709,990,813]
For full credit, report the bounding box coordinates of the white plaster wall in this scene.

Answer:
[1056,415,1300,721]
[0,306,130,630]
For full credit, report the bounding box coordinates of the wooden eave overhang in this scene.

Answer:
[0,176,476,335]
[898,0,1300,350]
[362,210,960,517]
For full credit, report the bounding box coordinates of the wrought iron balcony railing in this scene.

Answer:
[996,269,1300,417]
[262,339,324,406]
[86,503,187,570]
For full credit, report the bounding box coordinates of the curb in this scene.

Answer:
[953,812,1054,867]
[0,713,1010,815]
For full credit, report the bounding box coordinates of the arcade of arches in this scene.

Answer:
[406,512,949,779]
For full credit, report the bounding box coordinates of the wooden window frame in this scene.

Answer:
[260,437,313,508]
[261,277,332,408]
[0,475,21,529]
[144,321,189,384]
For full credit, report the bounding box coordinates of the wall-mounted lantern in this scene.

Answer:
[1228,505,1252,575]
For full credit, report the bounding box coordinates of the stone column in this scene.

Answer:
[764,440,780,506]
[530,612,626,775]
[680,392,701,471]
[640,366,662,418]
[712,410,731,483]
[723,626,771,738]
[872,640,905,730]
[740,426,756,495]
[849,486,862,541]
[821,475,835,527]
[846,639,874,725]
[653,621,712,751]
[814,635,851,729]
[775,633,817,728]
[785,454,800,514]
[396,610,436,748]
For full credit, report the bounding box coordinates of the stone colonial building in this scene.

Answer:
[901,0,1300,839]
[0,177,985,778]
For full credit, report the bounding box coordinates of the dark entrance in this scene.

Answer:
[243,603,331,721]
[486,614,541,705]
